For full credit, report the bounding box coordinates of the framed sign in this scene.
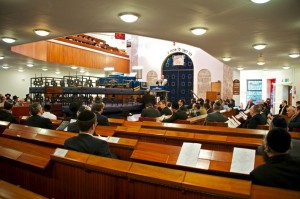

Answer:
[233,79,240,95]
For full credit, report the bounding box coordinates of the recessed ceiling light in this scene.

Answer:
[71,66,78,69]
[237,67,244,70]
[0,56,4,60]
[104,67,114,71]
[55,71,61,74]
[282,66,290,70]
[253,44,267,50]
[26,63,34,67]
[289,53,300,58]
[2,66,9,69]
[119,13,139,23]
[2,37,16,43]
[257,61,265,65]
[42,68,48,71]
[190,27,208,35]
[222,57,231,62]
[18,69,24,72]
[79,70,85,73]
[34,29,50,36]
[251,0,271,4]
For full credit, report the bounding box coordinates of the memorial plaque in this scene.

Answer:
[233,79,240,95]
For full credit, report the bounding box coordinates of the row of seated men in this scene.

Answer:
[1,98,300,191]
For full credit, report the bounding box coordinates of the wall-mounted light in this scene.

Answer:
[253,43,267,50]
[119,13,139,23]
[2,37,16,43]
[34,29,50,36]
[190,27,208,35]
[104,67,114,71]
[288,53,300,58]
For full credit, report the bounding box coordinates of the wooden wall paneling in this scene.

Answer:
[11,41,48,62]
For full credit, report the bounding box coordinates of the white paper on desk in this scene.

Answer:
[226,118,237,128]
[230,147,255,174]
[53,148,68,157]
[176,142,201,167]
[70,119,77,123]
[107,136,120,143]
[232,116,241,125]
[96,136,108,141]
[127,114,141,121]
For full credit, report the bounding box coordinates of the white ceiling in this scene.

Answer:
[0,0,300,73]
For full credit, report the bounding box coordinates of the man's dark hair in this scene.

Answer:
[44,104,51,112]
[145,103,153,108]
[266,128,291,153]
[297,105,300,111]
[91,103,104,112]
[179,99,185,105]
[213,101,221,110]
[4,101,13,110]
[296,101,300,106]
[204,103,210,109]
[29,102,41,115]
[159,100,166,105]
[194,104,200,109]
[271,117,288,130]
[77,110,96,132]
[69,102,81,114]
[172,103,179,110]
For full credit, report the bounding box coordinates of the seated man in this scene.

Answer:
[0,101,18,123]
[178,99,187,112]
[67,105,91,133]
[289,105,300,131]
[158,100,172,116]
[242,105,266,129]
[91,103,109,126]
[205,101,228,123]
[64,110,114,158]
[26,102,53,129]
[188,103,200,117]
[161,103,188,123]
[42,104,57,120]
[141,103,161,118]
[250,128,300,191]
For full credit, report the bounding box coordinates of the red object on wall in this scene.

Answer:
[115,33,125,40]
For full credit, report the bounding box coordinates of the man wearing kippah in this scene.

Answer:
[250,128,300,191]
[64,110,114,158]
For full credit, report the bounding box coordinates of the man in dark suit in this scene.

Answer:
[250,128,300,191]
[26,102,53,129]
[205,101,228,123]
[242,104,267,129]
[161,103,187,123]
[244,99,255,110]
[142,89,156,108]
[279,100,289,116]
[141,103,161,118]
[0,101,18,123]
[91,103,109,126]
[66,105,91,133]
[288,105,300,131]
[178,99,187,112]
[64,110,114,158]
[158,100,172,116]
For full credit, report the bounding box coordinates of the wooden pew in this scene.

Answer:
[0,137,54,169]
[1,146,299,199]
[0,180,47,199]
[206,121,229,127]
[4,126,137,160]
[108,118,125,126]
[0,120,10,134]
[130,142,264,179]
[19,116,62,130]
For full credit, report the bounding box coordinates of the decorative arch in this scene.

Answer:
[162,52,194,103]
[197,69,211,99]
[146,70,158,88]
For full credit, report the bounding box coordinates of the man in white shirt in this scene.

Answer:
[42,104,57,120]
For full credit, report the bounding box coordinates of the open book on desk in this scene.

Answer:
[226,116,241,128]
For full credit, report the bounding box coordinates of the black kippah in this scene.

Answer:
[266,128,291,153]
[172,103,179,109]
[272,117,287,129]
[78,110,95,121]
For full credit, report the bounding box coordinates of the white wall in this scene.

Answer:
[135,36,225,97]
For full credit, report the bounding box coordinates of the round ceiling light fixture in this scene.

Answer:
[251,0,271,4]
[26,63,34,67]
[282,66,290,70]
[42,68,48,71]
[2,65,9,69]
[71,66,78,69]
[34,29,50,36]
[18,69,24,72]
[119,13,139,23]
[0,56,4,60]
[253,43,267,50]
[104,67,114,71]
[288,53,300,58]
[222,57,232,62]
[2,37,16,43]
[190,27,208,35]
[237,67,244,70]
[55,71,61,74]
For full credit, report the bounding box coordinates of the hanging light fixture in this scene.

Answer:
[253,43,267,50]
[190,27,208,35]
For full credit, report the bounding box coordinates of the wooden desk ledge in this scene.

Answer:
[85,154,132,176]
[183,171,251,199]
[115,125,141,133]
[51,148,90,168]
[108,137,138,149]
[128,162,185,188]
[251,184,300,199]
[0,180,47,199]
